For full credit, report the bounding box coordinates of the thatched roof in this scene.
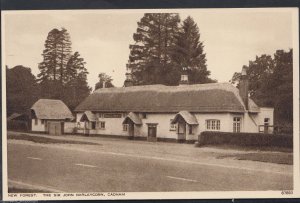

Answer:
[31,99,74,120]
[172,111,199,125]
[123,112,142,125]
[80,111,97,122]
[7,113,29,121]
[75,83,260,113]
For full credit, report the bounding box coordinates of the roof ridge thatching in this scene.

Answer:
[31,99,74,120]
[76,83,260,113]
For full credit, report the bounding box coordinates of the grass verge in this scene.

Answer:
[8,187,51,193]
[8,133,100,145]
[202,144,292,153]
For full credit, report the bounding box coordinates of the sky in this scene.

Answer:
[3,8,296,89]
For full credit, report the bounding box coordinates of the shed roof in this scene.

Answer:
[75,83,259,113]
[172,111,199,125]
[31,99,74,120]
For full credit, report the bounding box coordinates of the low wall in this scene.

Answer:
[198,131,292,148]
[64,122,76,134]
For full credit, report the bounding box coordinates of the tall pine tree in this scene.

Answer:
[57,27,72,86]
[38,28,91,108]
[174,16,212,84]
[38,28,61,82]
[128,13,181,85]
[63,51,91,110]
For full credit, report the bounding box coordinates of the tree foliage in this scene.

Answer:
[231,49,293,125]
[95,73,114,90]
[63,52,91,110]
[6,65,39,116]
[127,14,215,86]
[37,28,91,110]
[174,16,212,83]
[128,13,181,85]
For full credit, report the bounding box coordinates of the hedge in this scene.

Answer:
[7,120,29,131]
[198,131,292,148]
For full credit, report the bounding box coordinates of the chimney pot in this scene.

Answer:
[239,67,249,110]
[179,67,189,86]
[241,66,247,76]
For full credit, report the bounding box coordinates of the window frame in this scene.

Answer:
[169,119,177,131]
[264,118,270,126]
[141,113,147,119]
[123,124,128,131]
[233,117,241,133]
[99,121,105,129]
[206,119,220,131]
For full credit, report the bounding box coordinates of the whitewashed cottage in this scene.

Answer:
[74,67,273,142]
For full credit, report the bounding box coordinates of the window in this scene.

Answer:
[188,125,193,134]
[41,120,45,124]
[264,118,270,126]
[35,119,38,125]
[98,121,105,129]
[91,121,96,130]
[123,124,128,131]
[206,120,220,131]
[233,117,241,133]
[141,113,147,119]
[170,119,177,131]
[212,120,216,129]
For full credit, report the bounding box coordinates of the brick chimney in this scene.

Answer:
[239,66,249,110]
[124,63,133,87]
[179,67,189,86]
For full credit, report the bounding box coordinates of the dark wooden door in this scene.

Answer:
[148,124,157,142]
[129,123,134,137]
[49,122,62,136]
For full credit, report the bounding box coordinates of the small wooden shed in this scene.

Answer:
[30,99,74,135]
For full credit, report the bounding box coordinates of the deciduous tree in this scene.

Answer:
[95,73,114,90]
[6,65,39,116]
[230,49,293,126]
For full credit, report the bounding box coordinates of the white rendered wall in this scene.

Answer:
[64,122,76,133]
[137,113,178,139]
[31,119,45,132]
[75,112,243,141]
[257,107,274,133]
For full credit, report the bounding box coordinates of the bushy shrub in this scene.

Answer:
[198,131,292,148]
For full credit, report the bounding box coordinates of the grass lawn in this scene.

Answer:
[8,133,100,145]
[8,187,50,193]
[217,152,293,165]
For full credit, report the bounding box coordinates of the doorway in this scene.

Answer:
[177,116,186,141]
[147,124,157,142]
[128,122,135,138]
[48,121,63,136]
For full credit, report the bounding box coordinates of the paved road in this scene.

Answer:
[7,141,292,192]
